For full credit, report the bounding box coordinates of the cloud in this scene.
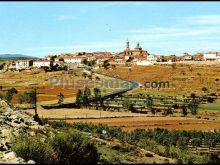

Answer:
[123,25,220,42]
[182,14,220,25]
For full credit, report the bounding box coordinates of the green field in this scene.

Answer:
[199,103,220,111]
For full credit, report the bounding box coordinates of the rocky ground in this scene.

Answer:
[0,99,51,164]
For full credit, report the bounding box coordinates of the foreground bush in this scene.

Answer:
[51,129,99,164]
[12,136,54,163]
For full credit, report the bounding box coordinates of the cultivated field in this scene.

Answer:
[0,68,125,105]
[67,116,220,132]
[25,107,220,132]
[98,63,220,96]
[25,107,154,119]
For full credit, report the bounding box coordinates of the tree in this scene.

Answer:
[81,59,88,65]
[83,87,91,107]
[82,72,87,79]
[75,90,83,108]
[103,60,110,70]
[88,60,96,66]
[188,100,199,115]
[128,103,136,113]
[58,92,64,104]
[122,98,131,110]
[181,105,188,116]
[146,95,154,114]
[201,87,208,93]
[190,93,196,99]
[4,87,18,103]
[93,88,101,110]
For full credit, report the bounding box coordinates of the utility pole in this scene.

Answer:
[27,85,45,116]
[33,87,45,115]
[34,87,37,115]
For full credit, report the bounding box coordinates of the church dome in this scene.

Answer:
[135,42,142,50]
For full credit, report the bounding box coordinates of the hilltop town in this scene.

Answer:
[4,39,220,71]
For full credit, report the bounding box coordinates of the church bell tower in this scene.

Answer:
[125,38,130,50]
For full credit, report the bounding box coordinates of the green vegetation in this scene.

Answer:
[45,121,220,164]
[18,90,35,104]
[75,89,83,108]
[199,103,220,111]
[52,129,99,164]
[103,60,110,70]
[81,59,96,67]
[0,62,5,70]
[57,92,64,104]
[12,129,99,164]
[12,136,54,163]
[4,87,18,103]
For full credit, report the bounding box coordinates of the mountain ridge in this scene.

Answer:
[0,54,38,59]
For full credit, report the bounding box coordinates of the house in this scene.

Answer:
[33,60,53,68]
[183,53,193,61]
[204,52,217,61]
[192,53,204,61]
[15,60,33,70]
[162,55,177,62]
[63,57,85,63]
[147,54,157,62]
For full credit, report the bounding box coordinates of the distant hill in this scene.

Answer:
[0,54,38,60]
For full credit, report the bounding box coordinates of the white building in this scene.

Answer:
[136,60,153,66]
[63,57,85,63]
[147,54,157,62]
[183,55,193,61]
[15,60,33,70]
[33,60,52,68]
[204,52,217,61]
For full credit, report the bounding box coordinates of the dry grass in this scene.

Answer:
[25,107,154,119]
[66,116,220,132]
[99,64,220,96]
[0,69,125,104]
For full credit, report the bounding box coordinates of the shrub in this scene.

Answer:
[12,136,54,163]
[51,129,99,164]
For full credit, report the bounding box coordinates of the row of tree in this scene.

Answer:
[75,87,101,109]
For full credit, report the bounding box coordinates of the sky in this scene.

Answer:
[1,2,220,57]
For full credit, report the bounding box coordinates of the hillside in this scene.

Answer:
[0,54,38,60]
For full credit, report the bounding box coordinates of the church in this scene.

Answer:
[124,39,149,59]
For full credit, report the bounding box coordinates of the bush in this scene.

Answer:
[12,136,54,163]
[51,129,99,164]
